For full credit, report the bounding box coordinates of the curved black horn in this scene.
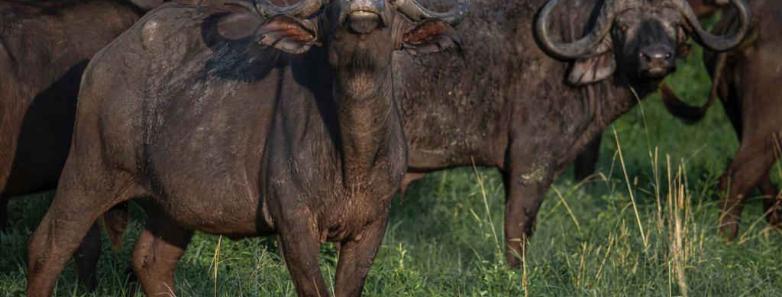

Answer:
[674,0,751,51]
[392,0,470,25]
[534,0,617,59]
[229,0,325,18]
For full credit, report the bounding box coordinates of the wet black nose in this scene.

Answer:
[640,46,673,63]
[345,0,384,34]
[639,45,675,78]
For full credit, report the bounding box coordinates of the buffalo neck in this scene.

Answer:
[333,61,401,190]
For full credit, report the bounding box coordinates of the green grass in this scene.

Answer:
[3,47,782,296]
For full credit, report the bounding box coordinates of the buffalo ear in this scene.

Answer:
[401,20,461,55]
[257,16,319,54]
[129,0,166,10]
[676,26,692,57]
[567,52,616,85]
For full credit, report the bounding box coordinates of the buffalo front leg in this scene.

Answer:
[278,215,330,297]
[574,134,602,182]
[503,170,552,268]
[334,217,389,297]
[0,197,7,230]
[131,205,193,296]
[74,224,102,290]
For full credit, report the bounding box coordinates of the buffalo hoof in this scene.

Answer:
[719,221,739,241]
[506,248,524,269]
[764,201,782,227]
[767,212,782,228]
[506,257,522,269]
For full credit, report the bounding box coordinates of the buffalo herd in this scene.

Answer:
[0,0,776,296]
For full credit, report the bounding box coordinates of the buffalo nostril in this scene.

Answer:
[649,52,666,60]
[640,50,673,63]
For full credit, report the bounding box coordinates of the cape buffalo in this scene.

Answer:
[0,0,173,288]
[396,0,750,267]
[663,0,782,239]
[572,0,726,182]
[25,0,466,296]
[0,0,136,229]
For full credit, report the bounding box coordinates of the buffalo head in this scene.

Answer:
[534,0,750,85]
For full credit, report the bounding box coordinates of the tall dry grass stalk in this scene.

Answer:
[613,127,649,250]
[210,235,224,297]
[471,158,502,256]
[611,118,694,296]
[666,157,689,297]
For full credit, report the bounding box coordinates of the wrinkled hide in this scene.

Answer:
[24,1,464,296]
[396,0,748,268]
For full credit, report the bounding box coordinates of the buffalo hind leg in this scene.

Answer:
[718,146,776,240]
[74,224,102,290]
[27,169,141,297]
[131,205,193,296]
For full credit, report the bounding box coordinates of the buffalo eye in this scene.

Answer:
[616,23,629,33]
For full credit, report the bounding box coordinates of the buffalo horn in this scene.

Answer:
[392,0,470,25]
[229,0,325,18]
[534,0,618,59]
[674,0,751,51]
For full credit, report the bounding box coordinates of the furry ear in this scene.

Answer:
[567,52,616,85]
[401,20,461,55]
[129,0,166,10]
[566,36,616,85]
[676,26,692,57]
[257,16,319,54]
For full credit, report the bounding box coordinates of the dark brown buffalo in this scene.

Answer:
[0,0,136,229]
[662,0,782,239]
[572,0,726,181]
[396,0,750,268]
[0,0,172,288]
[25,0,466,296]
